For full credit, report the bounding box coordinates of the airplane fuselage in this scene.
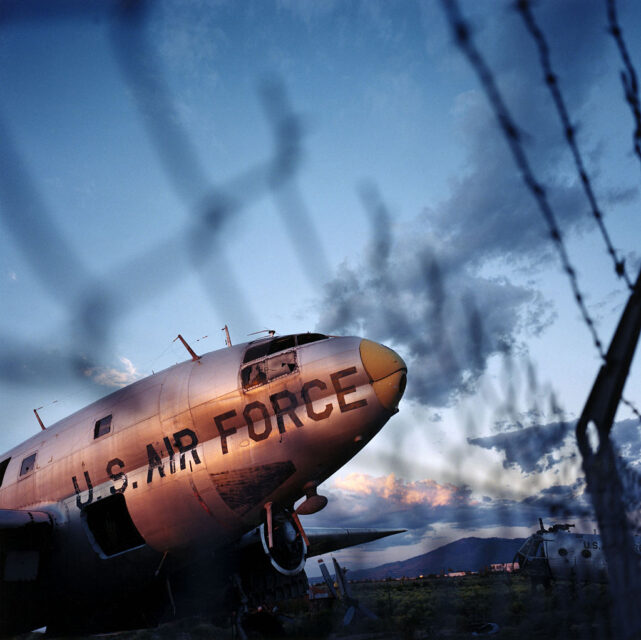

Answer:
[0,333,407,633]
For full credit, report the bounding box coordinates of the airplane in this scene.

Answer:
[515,518,641,586]
[0,332,407,636]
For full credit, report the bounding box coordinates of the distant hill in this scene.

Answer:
[343,537,525,581]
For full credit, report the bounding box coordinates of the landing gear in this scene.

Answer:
[231,574,294,639]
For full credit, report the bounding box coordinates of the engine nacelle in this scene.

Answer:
[259,503,306,576]
[239,504,307,576]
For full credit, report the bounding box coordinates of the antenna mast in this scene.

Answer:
[222,325,232,347]
[248,329,276,338]
[33,407,46,431]
[174,334,200,361]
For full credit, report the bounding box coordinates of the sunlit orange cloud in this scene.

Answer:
[333,473,466,507]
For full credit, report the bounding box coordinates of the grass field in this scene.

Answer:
[17,573,619,639]
[289,573,615,639]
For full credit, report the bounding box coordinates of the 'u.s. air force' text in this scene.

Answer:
[71,367,366,509]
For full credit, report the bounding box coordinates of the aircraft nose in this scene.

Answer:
[360,339,407,411]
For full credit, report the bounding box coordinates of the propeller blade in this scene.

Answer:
[332,557,350,598]
[343,606,355,626]
[318,559,338,599]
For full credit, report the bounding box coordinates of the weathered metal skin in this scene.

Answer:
[0,334,406,634]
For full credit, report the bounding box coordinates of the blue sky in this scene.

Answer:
[2,0,641,571]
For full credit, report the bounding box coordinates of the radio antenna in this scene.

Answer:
[248,329,276,338]
[174,334,200,361]
[33,407,46,431]
[222,325,232,347]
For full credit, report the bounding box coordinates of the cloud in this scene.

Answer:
[468,420,575,474]
[307,472,592,545]
[334,473,469,508]
[83,356,141,388]
[315,1,637,408]
[316,214,554,407]
[612,419,641,465]
[467,418,641,479]
[464,417,641,531]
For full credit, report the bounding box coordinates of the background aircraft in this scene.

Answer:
[516,518,641,587]
[0,332,407,635]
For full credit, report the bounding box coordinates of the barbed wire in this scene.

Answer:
[439,0,641,636]
[3,2,635,421]
[439,0,641,425]
[607,0,641,177]
[1,2,641,635]
[516,0,633,291]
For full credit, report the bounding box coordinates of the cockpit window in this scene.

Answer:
[243,335,296,364]
[243,333,328,364]
[296,333,328,346]
[243,341,272,364]
[242,351,298,390]
[268,335,296,354]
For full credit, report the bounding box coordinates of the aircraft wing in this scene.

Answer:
[0,509,52,529]
[304,527,405,557]
[0,510,53,635]
[0,509,52,577]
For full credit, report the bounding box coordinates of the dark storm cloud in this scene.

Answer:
[468,420,574,474]
[467,418,641,477]
[464,418,641,531]
[318,234,553,406]
[316,1,638,407]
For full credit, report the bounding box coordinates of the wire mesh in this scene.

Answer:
[1,0,640,637]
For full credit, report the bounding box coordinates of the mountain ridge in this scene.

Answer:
[341,536,525,581]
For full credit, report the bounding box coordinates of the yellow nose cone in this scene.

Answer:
[360,339,407,411]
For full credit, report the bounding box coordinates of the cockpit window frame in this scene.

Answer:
[295,332,329,347]
[241,349,298,391]
[242,340,273,365]
[268,335,296,355]
[240,333,330,392]
[242,333,329,365]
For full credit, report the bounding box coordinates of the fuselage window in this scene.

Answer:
[242,351,298,390]
[20,453,36,476]
[94,415,112,439]
[0,457,11,486]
